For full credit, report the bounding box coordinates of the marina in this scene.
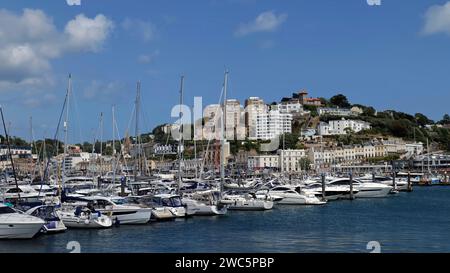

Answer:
[1,186,450,253]
[0,72,449,252]
[1,1,450,258]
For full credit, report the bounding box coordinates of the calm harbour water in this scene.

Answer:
[1,186,450,253]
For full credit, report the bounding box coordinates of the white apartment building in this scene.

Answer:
[248,155,279,170]
[278,100,305,114]
[0,145,32,157]
[253,108,293,141]
[318,118,371,136]
[225,99,246,140]
[245,97,268,139]
[203,104,222,140]
[405,142,424,155]
[61,152,93,172]
[381,138,406,154]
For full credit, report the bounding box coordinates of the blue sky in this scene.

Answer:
[0,0,450,144]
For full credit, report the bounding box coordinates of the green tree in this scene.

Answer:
[280,133,300,149]
[415,113,433,127]
[299,158,311,171]
[363,106,376,117]
[440,114,450,125]
[330,94,350,108]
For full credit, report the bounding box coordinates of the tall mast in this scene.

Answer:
[220,70,229,198]
[178,76,185,193]
[99,112,103,176]
[112,105,116,184]
[427,138,430,174]
[29,116,33,179]
[134,81,141,181]
[0,106,21,201]
[194,136,198,180]
[62,74,71,188]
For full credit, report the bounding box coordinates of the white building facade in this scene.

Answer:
[318,119,371,136]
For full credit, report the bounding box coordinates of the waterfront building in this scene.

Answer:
[405,142,424,156]
[0,145,32,158]
[63,152,93,172]
[379,137,423,156]
[202,141,231,169]
[153,144,177,155]
[234,149,258,170]
[247,155,279,170]
[278,149,308,173]
[307,144,389,168]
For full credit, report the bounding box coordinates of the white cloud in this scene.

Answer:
[64,14,114,52]
[0,9,114,91]
[23,93,57,107]
[235,11,287,37]
[66,0,81,6]
[122,18,157,42]
[423,2,450,36]
[137,50,160,64]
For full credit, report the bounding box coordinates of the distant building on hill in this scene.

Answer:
[298,90,322,106]
[317,118,371,136]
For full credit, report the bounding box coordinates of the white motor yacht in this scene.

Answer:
[2,185,42,203]
[267,186,326,205]
[328,178,393,198]
[84,196,152,224]
[359,174,408,191]
[0,204,45,239]
[302,183,360,201]
[59,203,112,229]
[119,196,177,221]
[220,194,273,211]
[182,190,227,216]
[152,194,187,218]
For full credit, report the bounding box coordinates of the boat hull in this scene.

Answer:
[100,208,152,224]
[0,222,44,239]
[355,187,392,198]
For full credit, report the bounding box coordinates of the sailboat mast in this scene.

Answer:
[178,76,185,192]
[220,71,229,198]
[62,74,71,188]
[427,138,430,173]
[29,116,33,180]
[0,106,21,200]
[134,82,141,181]
[112,105,116,184]
[99,112,103,176]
